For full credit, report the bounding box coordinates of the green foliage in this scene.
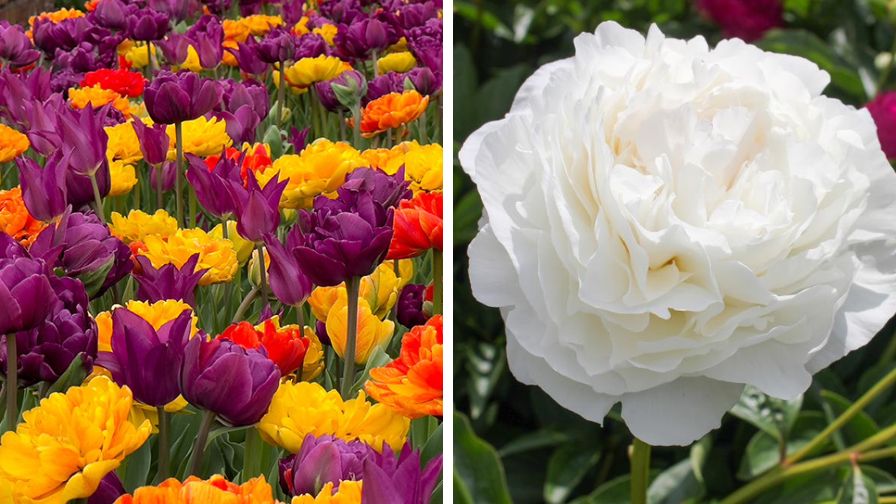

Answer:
[453,1,896,502]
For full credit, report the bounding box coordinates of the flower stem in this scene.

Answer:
[156,407,170,480]
[189,409,216,476]
[351,105,362,147]
[277,61,286,126]
[4,334,16,433]
[432,249,442,314]
[155,164,164,210]
[340,275,361,398]
[89,173,106,223]
[786,365,896,465]
[721,423,896,504]
[256,243,269,306]
[242,427,262,482]
[175,121,185,227]
[629,437,651,504]
[146,42,153,74]
[295,302,305,329]
[232,286,261,323]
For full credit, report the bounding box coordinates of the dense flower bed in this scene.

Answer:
[0,0,443,502]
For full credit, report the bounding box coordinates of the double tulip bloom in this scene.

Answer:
[388,191,443,260]
[289,168,409,286]
[144,71,223,125]
[220,319,308,377]
[179,336,279,426]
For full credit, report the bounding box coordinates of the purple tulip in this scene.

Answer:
[263,234,312,307]
[362,445,443,504]
[134,254,207,307]
[185,151,241,218]
[294,33,329,60]
[290,169,405,286]
[366,71,406,104]
[397,283,429,328]
[184,15,224,68]
[58,104,110,178]
[222,78,269,120]
[319,0,366,25]
[227,170,287,242]
[334,18,397,60]
[148,0,201,23]
[315,69,365,112]
[407,66,439,96]
[155,33,190,66]
[179,337,280,426]
[279,434,375,496]
[16,150,69,221]
[32,17,96,55]
[29,211,133,296]
[150,160,178,192]
[88,472,125,504]
[127,8,170,41]
[97,308,192,406]
[131,119,170,166]
[200,0,232,16]
[216,107,260,145]
[406,19,441,81]
[335,166,411,210]
[0,276,97,387]
[257,28,297,65]
[289,126,309,153]
[92,0,133,31]
[315,319,329,346]
[144,71,223,124]
[0,22,39,69]
[281,0,304,25]
[0,250,56,336]
[0,68,52,125]
[228,38,269,75]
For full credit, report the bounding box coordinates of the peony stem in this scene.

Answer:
[786,365,896,465]
[156,407,170,480]
[629,437,651,504]
[4,334,16,433]
[89,172,106,224]
[722,423,896,504]
[432,249,442,314]
[175,121,185,227]
[340,275,361,398]
[189,409,216,476]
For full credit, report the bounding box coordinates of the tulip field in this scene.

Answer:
[0,0,443,502]
[455,1,896,503]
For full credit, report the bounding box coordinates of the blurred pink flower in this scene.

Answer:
[697,0,782,42]
[867,92,896,159]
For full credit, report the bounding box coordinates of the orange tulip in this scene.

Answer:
[360,90,429,137]
[0,187,44,246]
[387,191,442,260]
[115,475,275,503]
[220,319,309,377]
[365,315,442,419]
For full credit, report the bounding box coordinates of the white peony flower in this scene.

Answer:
[460,21,896,446]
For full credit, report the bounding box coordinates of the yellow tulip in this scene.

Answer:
[257,139,367,209]
[377,51,417,74]
[210,220,254,265]
[258,381,409,453]
[327,295,394,364]
[140,228,238,285]
[110,209,179,245]
[0,377,151,504]
[282,55,349,89]
[109,160,138,196]
[291,480,363,504]
[167,117,232,160]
